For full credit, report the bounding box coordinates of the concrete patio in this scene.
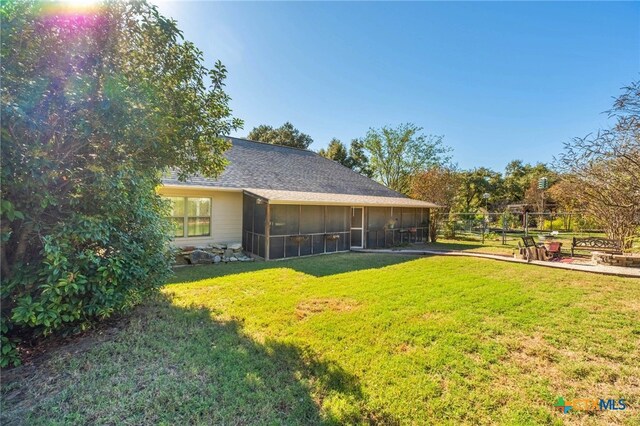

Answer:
[352,247,640,278]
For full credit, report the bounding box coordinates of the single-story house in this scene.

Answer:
[159,137,438,260]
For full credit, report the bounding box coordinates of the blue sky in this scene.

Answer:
[155,1,639,171]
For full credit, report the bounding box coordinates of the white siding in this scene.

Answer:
[157,186,243,248]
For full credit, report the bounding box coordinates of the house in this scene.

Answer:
[159,137,438,260]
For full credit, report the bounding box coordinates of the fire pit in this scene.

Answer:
[591,251,640,268]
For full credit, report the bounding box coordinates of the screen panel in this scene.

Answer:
[254,201,267,235]
[299,237,312,256]
[351,207,363,228]
[401,208,417,228]
[269,236,285,260]
[326,206,349,232]
[243,194,254,232]
[270,205,299,236]
[367,207,392,230]
[312,234,325,254]
[300,205,324,234]
[285,237,299,257]
[339,233,350,251]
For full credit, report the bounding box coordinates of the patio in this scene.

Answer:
[352,244,640,278]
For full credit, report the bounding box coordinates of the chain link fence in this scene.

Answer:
[435,211,605,247]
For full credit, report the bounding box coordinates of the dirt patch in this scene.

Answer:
[295,298,361,320]
[4,314,129,374]
[394,342,418,354]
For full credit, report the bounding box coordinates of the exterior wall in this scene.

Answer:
[157,186,243,247]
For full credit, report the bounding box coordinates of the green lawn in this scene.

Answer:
[2,253,639,425]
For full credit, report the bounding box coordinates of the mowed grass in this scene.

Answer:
[2,253,639,425]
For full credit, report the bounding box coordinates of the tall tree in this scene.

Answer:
[547,176,586,231]
[557,81,640,249]
[410,166,460,241]
[318,138,349,166]
[318,138,373,177]
[455,168,503,213]
[0,0,241,366]
[247,122,313,149]
[362,123,450,194]
[347,139,373,177]
[503,160,552,204]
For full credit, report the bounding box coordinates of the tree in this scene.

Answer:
[557,80,640,249]
[247,122,313,149]
[362,123,450,194]
[454,168,503,213]
[410,166,460,241]
[318,138,373,177]
[347,139,373,177]
[547,176,586,231]
[503,160,552,204]
[318,138,349,166]
[0,0,242,366]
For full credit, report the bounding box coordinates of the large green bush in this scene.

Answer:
[1,0,242,366]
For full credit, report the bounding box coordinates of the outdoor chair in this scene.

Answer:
[517,236,550,262]
[545,241,563,260]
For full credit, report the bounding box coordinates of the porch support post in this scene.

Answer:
[265,203,271,260]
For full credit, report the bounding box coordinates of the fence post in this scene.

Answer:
[524,212,528,237]
[482,213,486,244]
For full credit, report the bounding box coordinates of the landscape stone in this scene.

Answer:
[190,249,216,264]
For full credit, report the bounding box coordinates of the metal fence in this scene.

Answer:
[435,211,605,246]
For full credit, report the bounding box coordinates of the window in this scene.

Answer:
[165,197,211,238]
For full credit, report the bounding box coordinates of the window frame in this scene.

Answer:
[166,196,212,238]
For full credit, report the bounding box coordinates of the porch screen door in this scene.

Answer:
[350,207,364,248]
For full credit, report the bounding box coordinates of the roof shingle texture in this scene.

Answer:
[163,137,406,198]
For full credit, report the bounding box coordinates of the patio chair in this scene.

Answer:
[517,236,550,262]
[546,241,563,260]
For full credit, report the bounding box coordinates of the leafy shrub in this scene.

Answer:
[1,1,241,366]
[1,175,174,367]
[443,220,457,239]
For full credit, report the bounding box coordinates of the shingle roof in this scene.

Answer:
[162,137,407,198]
[244,188,439,208]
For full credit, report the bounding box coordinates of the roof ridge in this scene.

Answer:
[227,136,315,154]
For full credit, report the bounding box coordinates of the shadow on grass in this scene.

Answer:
[168,252,421,283]
[1,293,398,425]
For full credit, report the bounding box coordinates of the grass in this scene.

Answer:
[2,253,639,425]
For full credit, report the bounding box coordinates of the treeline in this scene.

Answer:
[246,123,563,214]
